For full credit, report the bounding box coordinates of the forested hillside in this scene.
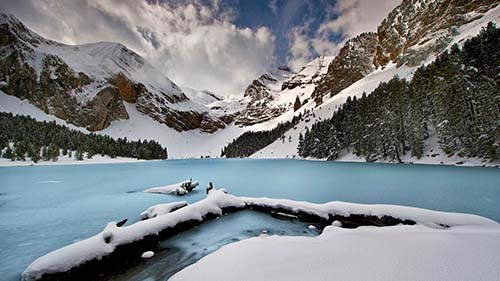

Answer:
[222,115,302,158]
[0,112,168,162]
[299,23,500,162]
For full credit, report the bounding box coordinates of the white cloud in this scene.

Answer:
[0,0,276,97]
[286,0,401,71]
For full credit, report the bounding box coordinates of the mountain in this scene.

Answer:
[374,0,500,68]
[1,0,499,161]
[235,57,333,128]
[229,0,500,165]
[0,14,230,133]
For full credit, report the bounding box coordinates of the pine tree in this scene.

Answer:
[294,96,301,111]
[3,146,13,160]
[41,146,49,161]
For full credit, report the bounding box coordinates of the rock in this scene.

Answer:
[374,0,499,68]
[116,218,128,227]
[85,87,129,131]
[113,72,137,103]
[313,33,378,99]
[102,231,113,244]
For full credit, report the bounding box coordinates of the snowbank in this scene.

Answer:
[143,180,199,195]
[22,189,498,281]
[171,223,500,281]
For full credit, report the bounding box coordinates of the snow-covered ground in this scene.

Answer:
[0,90,243,159]
[0,154,145,167]
[171,223,500,281]
[250,62,416,159]
[21,189,500,281]
[2,5,499,163]
[250,5,500,165]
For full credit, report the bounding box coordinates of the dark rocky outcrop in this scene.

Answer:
[313,33,378,99]
[85,87,129,131]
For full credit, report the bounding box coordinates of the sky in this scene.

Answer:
[0,0,401,96]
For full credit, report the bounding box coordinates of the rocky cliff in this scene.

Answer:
[375,0,500,67]
[234,67,294,126]
[312,33,378,99]
[312,0,499,101]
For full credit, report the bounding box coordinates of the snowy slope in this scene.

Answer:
[1,13,185,106]
[0,90,242,158]
[250,5,500,162]
[99,103,243,158]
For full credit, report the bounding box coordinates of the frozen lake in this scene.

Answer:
[1,159,500,280]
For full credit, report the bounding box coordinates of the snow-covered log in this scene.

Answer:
[22,189,499,281]
[143,180,199,195]
[139,201,188,220]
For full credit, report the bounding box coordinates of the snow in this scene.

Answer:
[249,5,500,164]
[171,223,500,281]
[21,189,245,281]
[0,144,145,167]
[250,63,416,159]
[141,251,154,259]
[139,201,189,220]
[22,189,499,281]
[2,6,499,163]
[0,90,86,132]
[0,154,145,167]
[143,180,199,195]
[0,90,244,159]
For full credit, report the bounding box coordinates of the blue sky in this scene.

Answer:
[229,0,342,65]
[0,0,400,95]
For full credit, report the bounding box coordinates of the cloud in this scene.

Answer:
[0,0,276,97]
[267,0,278,15]
[286,0,401,71]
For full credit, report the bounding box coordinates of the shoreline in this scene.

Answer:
[1,156,499,168]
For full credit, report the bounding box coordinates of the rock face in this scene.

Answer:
[282,56,332,91]
[233,57,333,126]
[313,0,499,100]
[0,14,229,133]
[374,0,499,68]
[0,21,129,131]
[313,33,378,99]
[234,68,294,126]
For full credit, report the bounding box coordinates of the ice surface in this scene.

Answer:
[2,159,500,281]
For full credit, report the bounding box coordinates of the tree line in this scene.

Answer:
[299,22,500,162]
[222,114,303,158]
[0,112,168,162]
